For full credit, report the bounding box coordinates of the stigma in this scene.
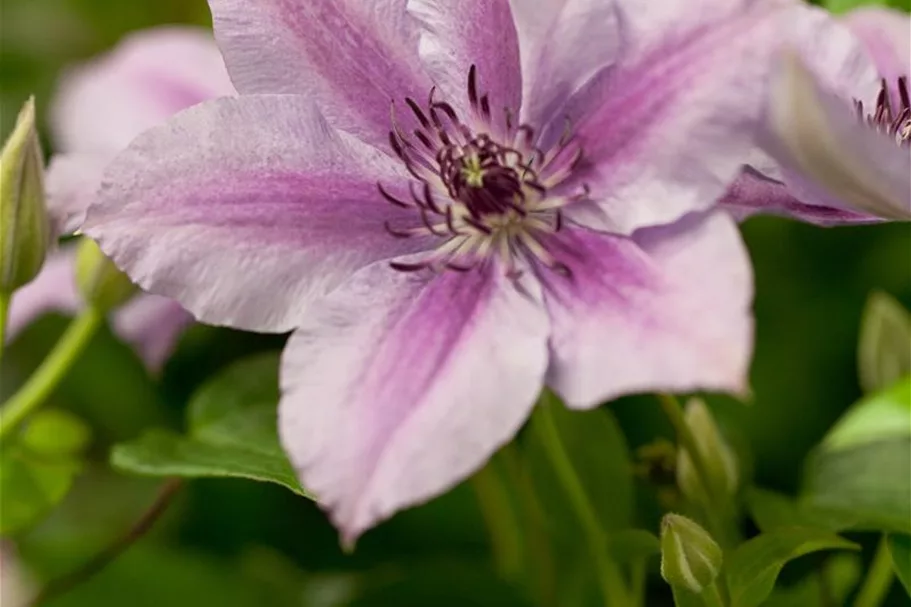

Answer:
[378,66,587,276]
[856,76,911,147]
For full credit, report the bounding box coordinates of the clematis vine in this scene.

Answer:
[8,27,235,369]
[84,0,790,541]
[721,5,911,224]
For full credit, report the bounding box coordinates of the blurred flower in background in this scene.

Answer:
[7,27,235,369]
[722,4,911,223]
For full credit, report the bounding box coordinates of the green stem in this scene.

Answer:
[0,290,10,362]
[854,537,894,607]
[657,394,721,502]
[531,396,629,607]
[471,455,524,580]
[0,307,102,438]
[702,581,726,607]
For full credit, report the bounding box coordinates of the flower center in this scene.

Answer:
[856,76,911,147]
[378,66,586,275]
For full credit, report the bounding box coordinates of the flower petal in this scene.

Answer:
[51,26,234,153]
[844,7,910,90]
[210,0,429,146]
[540,212,753,407]
[7,249,79,341]
[84,95,432,333]
[408,0,521,118]
[719,168,878,226]
[508,0,621,130]
[767,53,911,220]
[112,295,194,372]
[279,261,549,543]
[44,153,111,235]
[555,0,789,234]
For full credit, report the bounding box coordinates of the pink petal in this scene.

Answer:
[539,212,753,407]
[84,95,433,333]
[555,0,789,235]
[408,0,521,119]
[210,0,430,146]
[51,26,234,154]
[44,153,111,235]
[112,295,194,372]
[766,53,911,219]
[843,7,910,93]
[7,249,79,341]
[279,261,549,544]
[509,0,622,132]
[719,169,878,226]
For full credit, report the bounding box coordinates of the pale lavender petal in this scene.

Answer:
[51,26,234,153]
[44,153,111,235]
[6,249,79,341]
[844,7,910,91]
[279,261,549,543]
[210,0,430,146]
[408,0,521,118]
[554,0,789,235]
[112,295,194,372]
[84,95,432,333]
[508,0,621,131]
[767,53,911,219]
[719,168,878,226]
[540,212,753,407]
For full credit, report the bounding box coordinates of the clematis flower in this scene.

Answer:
[7,27,234,370]
[84,0,788,541]
[721,5,911,224]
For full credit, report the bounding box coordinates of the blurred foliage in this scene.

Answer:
[1,0,910,605]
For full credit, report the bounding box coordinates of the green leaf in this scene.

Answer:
[606,529,660,565]
[20,409,92,457]
[802,378,911,534]
[111,429,305,496]
[887,534,911,597]
[744,487,853,533]
[823,377,911,451]
[762,553,862,607]
[0,446,82,536]
[858,292,911,394]
[0,409,90,536]
[725,528,859,607]
[823,0,892,14]
[524,398,632,535]
[111,353,310,498]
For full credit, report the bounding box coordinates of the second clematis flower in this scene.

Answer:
[722,4,911,223]
[85,0,789,541]
[8,27,235,370]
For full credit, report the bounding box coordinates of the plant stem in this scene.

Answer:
[703,581,726,607]
[854,537,894,607]
[0,290,10,362]
[657,394,721,502]
[471,455,524,580]
[0,307,102,438]
[29,479,182,606]
[531,396,629,607]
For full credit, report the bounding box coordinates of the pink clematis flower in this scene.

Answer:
[721,5,911,224]
[8,27,235,370]
[84,0,789,540]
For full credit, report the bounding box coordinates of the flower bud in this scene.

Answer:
[677,398,739,503]
[660,513,722,593]
[0,97,50,292]
[75,238,136,312]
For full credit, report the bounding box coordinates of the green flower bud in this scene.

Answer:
[75,238,136,312]
[660,513,723,593]
[0,97,50,292]
[677,398,739,503]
